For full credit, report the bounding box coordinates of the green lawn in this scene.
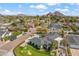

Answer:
[14,44,50,56]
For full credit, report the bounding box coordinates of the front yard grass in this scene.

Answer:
[14,44,50,56]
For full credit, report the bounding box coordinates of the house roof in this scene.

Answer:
[48,23,62,30]
[28,32,60,47]
[0,28,6,39]
[29,37,42,47]
[67,34,79,45]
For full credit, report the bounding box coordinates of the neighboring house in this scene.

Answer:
[16,23,25,30]
[43,32,60,50]
[27,22,35,28]
[48,23,62,31]
[74,22,79,27]
[0,30,16,41]
[1,29,11,38]
[67,34,79,49]
[0,28,6,40]
[1,23,12,29]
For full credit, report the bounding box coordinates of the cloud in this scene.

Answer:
[47,3,59,6]
[69,3,79,5]
[69,3,75,5]
[0,9,23,15]
[55,8,69,12]
[30,4,47,10]
[65,6,69,9]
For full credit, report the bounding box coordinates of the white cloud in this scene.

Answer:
[36,4,47,10]
[30,4,47,10]
[62,9,69,12]
[55,8,69,12]
[70,3,79,5]
[0,9,15,15]
[47,3,59,6]
[55,8,61,11]
[0,9,23,15]
[69,3,75,5]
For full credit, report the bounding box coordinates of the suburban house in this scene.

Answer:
[67,34,79,49]
[48,23,63,31]
[0,28,6,40]
[28,32,60,50]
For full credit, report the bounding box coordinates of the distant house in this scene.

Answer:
[74,22,79,27]
[16,23,25,30]
[48,23,62,30]
[1,29,11,38]
[67,34,79,49]
[0,27,13,41]
[27,22,34,28]
[0,28,6,40]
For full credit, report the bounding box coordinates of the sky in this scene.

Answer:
[0,3,79,16]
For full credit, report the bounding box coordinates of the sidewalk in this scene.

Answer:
[70,48,79,56]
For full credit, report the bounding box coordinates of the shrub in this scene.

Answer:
[3,36,11,41]
[12,31,22,36]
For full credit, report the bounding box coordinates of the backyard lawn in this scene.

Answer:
[14,44,50,56]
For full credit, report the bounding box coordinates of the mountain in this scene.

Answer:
[46,11,64,16]
[46,12,53,16]
[17,14,26,17]
[0,14,3,16]
[53,11,64,16]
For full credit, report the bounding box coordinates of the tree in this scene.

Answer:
[60,39,69,47]
[51,40,58,50]
[59,28,65,38]
[36,26,48,37]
